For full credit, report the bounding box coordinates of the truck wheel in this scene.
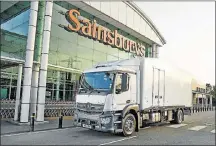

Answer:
[170,110,183,124]
[176,110,183,124]
[122,113,136,137]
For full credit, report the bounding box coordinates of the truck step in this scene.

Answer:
[114,121,122,124]
[114,113,121,116]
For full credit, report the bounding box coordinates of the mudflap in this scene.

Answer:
[183,107,192,116]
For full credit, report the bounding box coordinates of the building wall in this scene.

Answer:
[0,1,161,101]
[83,1,163,46]
[48,2,153,71]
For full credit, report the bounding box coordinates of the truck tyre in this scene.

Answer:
[122,113,136,137]
[170,110,183,124]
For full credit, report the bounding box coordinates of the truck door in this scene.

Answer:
[159,70,165,106]
[152,67,165,107]
[113,73,131,110]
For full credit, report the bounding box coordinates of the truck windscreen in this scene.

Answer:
[79,72,115,92]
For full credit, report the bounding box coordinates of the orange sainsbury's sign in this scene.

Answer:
[59,9,145,57]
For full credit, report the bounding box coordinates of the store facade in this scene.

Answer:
[0,1,166,122]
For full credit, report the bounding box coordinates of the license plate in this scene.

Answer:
[82,124,91,129]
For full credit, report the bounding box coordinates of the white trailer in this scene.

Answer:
[74,57,193,136]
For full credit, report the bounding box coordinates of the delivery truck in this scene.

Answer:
[73,57,192,136]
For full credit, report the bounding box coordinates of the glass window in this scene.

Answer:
[48,51,58,65]
[12,9,29,27]
[77,35,93,49]
[92,61,100,66]
[11,21,29,36]
[115,74,122,90]
[52,8,64,24]
[107,45,119,57]
[57,53,71,68]
[76,44,93,60]
[1,9,30,36]
[58,38,77,58]
[1,30,27,60]
[119,50,129,60]
[49,36,59,52]
[145,45,152,58]
[81,72,114,90]
[61,28,78,44]
[115,73,130,93]
[93,50,107,62]
[93,40,108,52]
[76,57,93,70]
[107,54,119,61]
[1,19,13,30]
[50,23,60,37]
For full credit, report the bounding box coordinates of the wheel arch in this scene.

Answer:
[121,104,140,132]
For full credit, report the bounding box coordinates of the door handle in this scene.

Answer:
[126,100,131,103]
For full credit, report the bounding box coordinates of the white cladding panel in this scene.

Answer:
[141,59,193,110]
[81,1,164,46]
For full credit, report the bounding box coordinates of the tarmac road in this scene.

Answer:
[1,111,215,145]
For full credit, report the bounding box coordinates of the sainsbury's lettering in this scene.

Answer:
[62,9,145,57]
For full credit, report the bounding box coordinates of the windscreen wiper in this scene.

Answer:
[79,76,91,92]
[79,75,96,93]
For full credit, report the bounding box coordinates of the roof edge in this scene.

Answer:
[125,1,167,45]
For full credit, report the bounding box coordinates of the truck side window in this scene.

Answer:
[115,74,122,92]
[115,73,130,94]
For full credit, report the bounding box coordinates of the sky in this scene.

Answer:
[135,2,215,85]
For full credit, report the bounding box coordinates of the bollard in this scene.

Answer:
[58,113,63,129]
[193,107,194,113]
[31,113,35,132]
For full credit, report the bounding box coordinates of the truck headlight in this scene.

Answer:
[100,117,111,124]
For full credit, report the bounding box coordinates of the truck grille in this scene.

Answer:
[76,102,104,114]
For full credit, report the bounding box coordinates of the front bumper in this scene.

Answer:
[74,112,122,133]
